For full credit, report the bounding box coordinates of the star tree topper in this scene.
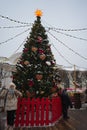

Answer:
[35,9,43,17]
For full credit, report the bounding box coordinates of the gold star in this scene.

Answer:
[35,9,43,17]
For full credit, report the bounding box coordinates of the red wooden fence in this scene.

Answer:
[14,97,62,127]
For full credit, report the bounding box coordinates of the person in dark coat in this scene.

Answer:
[85,87,87,103]
[61,88,73,120]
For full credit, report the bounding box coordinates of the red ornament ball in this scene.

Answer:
[38,48,44,54]
[28,79,34,87]
[23,48,28,53]
[37,36,43,43]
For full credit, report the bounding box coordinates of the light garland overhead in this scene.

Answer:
[0,14,30,25]
[51,43,73,66]
[51,29,87,42]
[12,38,27,55]
[0,28,30,45]
[0,12,87,70]
[0,25,32,29]
[48,31,87,61]
[46,27,87,32]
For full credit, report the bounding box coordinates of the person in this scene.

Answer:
[0,82,22,130]
[0,86,8,112]
[61,88,73,120]
[85,87,87,103]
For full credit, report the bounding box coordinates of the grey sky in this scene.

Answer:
[0,0,87,69]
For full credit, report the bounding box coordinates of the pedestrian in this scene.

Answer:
[85,87,87,103]
[0,82,22,130]
[61,88,73,120]
[0,86,7,112]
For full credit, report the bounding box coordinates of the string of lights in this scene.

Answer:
[51,29,87,42]
[48,36,87,70]
[0,25,32,29]
[0,14,87,31]
[43,19,87,31]
[52,43,87,70]
[12,38,27,55]
[48,34,73,66]
[47,27,87,32]
[74,65,87,70]
[62,65,87,70]
[48,31,87,61]
[0,14,30,25]
[0,28,30,45]
[0,15,87,69]
[1,15,86,31]
[51,43,73,66]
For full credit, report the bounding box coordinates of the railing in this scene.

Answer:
[15,97,62,127]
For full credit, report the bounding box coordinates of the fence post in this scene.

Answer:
[36,98,40,126]
[25,98,30,126]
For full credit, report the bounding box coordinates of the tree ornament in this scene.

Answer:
[52,93,58,97]
[51,87,57,93]
[20,61,24,65]
[40,91,44,94]
[46,61,51,66]
[31,46,38,52]
[37,36,43,43]
[28,79,34,87]
[51,60,55,65]
[38,48,44,54]
[36,91,39,94]
[26,91,31,97]
[39,54,46,60]
[53,66,58,70]
[46,45,51,51]
[46,47,51,51]
[24,60,30,65]
[26,91,35,98]
[36,73,43,81]
[35,9,43,17]
[23,48,28,53]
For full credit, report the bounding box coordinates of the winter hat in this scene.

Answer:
[9,82,16,89]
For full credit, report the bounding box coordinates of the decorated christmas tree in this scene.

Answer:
[12,10,61,98]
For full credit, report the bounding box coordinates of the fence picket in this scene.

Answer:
[15,97,62,127]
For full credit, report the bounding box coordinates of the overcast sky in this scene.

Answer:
[0,0,87,69]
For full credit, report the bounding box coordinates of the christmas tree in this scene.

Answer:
[12,10,61,98]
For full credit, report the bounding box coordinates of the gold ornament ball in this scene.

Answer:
[24,61,30,65]
[31,46,38,52]
[40,54,46,60]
